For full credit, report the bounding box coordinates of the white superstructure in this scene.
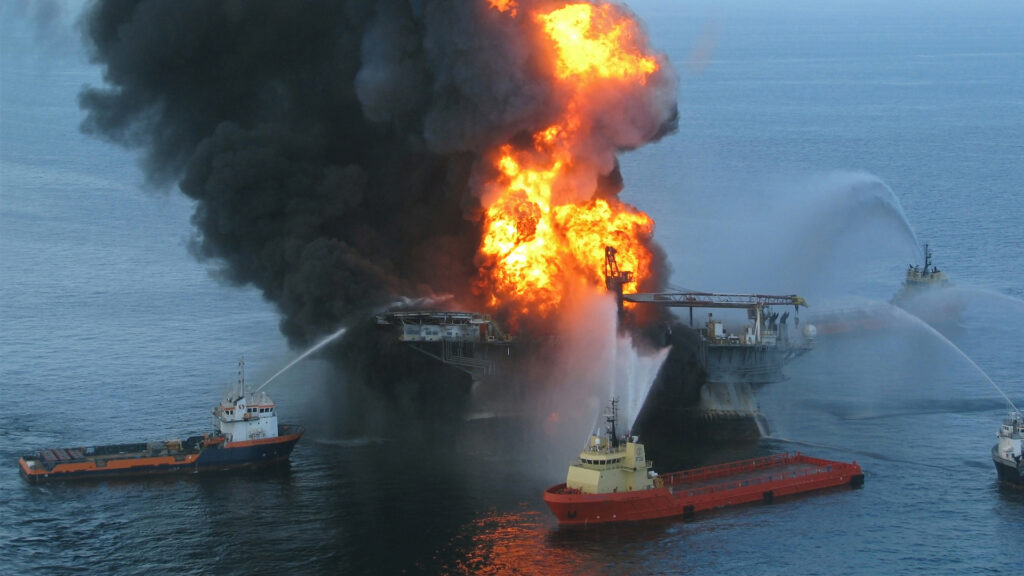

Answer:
[212,359,280,443]
[995,411,1023,465]
[565,399,656,495]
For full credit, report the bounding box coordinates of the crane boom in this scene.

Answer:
[622,292,808,310]
[600,244,808,318]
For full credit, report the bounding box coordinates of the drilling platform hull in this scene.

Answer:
[702,344,787,385]
[370,303,808,450]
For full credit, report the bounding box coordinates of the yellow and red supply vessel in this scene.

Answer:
[19,359,303,483]
[543,399,864,526]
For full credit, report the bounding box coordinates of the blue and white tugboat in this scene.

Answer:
[19,359,304,482]
[993,410,1024,488]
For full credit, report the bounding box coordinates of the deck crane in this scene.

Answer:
[602,245,807,330]
[604,246,634,313]
[602,246,813,384]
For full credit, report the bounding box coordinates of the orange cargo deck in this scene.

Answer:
[544,452,863,526]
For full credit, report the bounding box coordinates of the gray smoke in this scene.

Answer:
[78,0,678,347]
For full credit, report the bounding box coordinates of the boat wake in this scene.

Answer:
[308,436,390,448]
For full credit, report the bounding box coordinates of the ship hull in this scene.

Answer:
[543,453,863,526]
[992,447,1024,488]
[18,425,304,483]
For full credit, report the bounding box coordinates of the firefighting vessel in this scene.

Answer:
[892,243,964,326]
[807,244,962,336]
[992,410,1024,488]
[543,399,864,525]
[18,360,303,483]
[892,243,951,305]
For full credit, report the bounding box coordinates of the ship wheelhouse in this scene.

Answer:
[565,400,656,495]
[212,359,280,444]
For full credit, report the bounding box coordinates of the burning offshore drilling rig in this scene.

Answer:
[79,0,675,333]
[78,0,809,453]
[474,1,671,322]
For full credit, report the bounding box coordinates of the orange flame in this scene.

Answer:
[478,1,660,321]
[487,0,518,17]
[538,3,657,84]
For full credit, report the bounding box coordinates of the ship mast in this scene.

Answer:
[605,398,620,449]
[236,356,246,400]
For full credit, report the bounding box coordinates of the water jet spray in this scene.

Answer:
[887,306,1018,412]
[256,326,348,392]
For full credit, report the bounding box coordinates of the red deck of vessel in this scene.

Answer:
[543,452,863,526]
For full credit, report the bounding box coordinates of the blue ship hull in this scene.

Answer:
[195,426,304,470]
[19,425,304,483]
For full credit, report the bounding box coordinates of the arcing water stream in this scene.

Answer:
[256,326,348,392]
[887,305,1019,412]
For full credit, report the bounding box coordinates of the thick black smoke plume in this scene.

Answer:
[78,0,678,347]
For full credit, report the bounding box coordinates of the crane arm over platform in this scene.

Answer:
[601,244,807,312]
[622,292,808,310]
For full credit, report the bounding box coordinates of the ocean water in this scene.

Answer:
[2,2,1023,575]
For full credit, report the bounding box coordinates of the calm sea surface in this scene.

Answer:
[2,2,1022,574]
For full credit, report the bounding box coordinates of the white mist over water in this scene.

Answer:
[888,306,1019,411]
[952,286,1024,313]
[648,171,922,301]
[542,289,669,445]
[256,326,348,392]
[769,293,1021,433]
[611,335,671,431]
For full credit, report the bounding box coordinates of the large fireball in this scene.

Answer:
[478,1,663,322]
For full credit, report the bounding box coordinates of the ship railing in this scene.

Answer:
[657,452,857,486]
[655,450,856,491]
[662,461,853,497]
[659,453,793,485]
[573,458,627,470]
[572,454,654,470]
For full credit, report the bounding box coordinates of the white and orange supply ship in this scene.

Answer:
[19,359,303,483]
[993,410,1024,488]
[543,399,864,526]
